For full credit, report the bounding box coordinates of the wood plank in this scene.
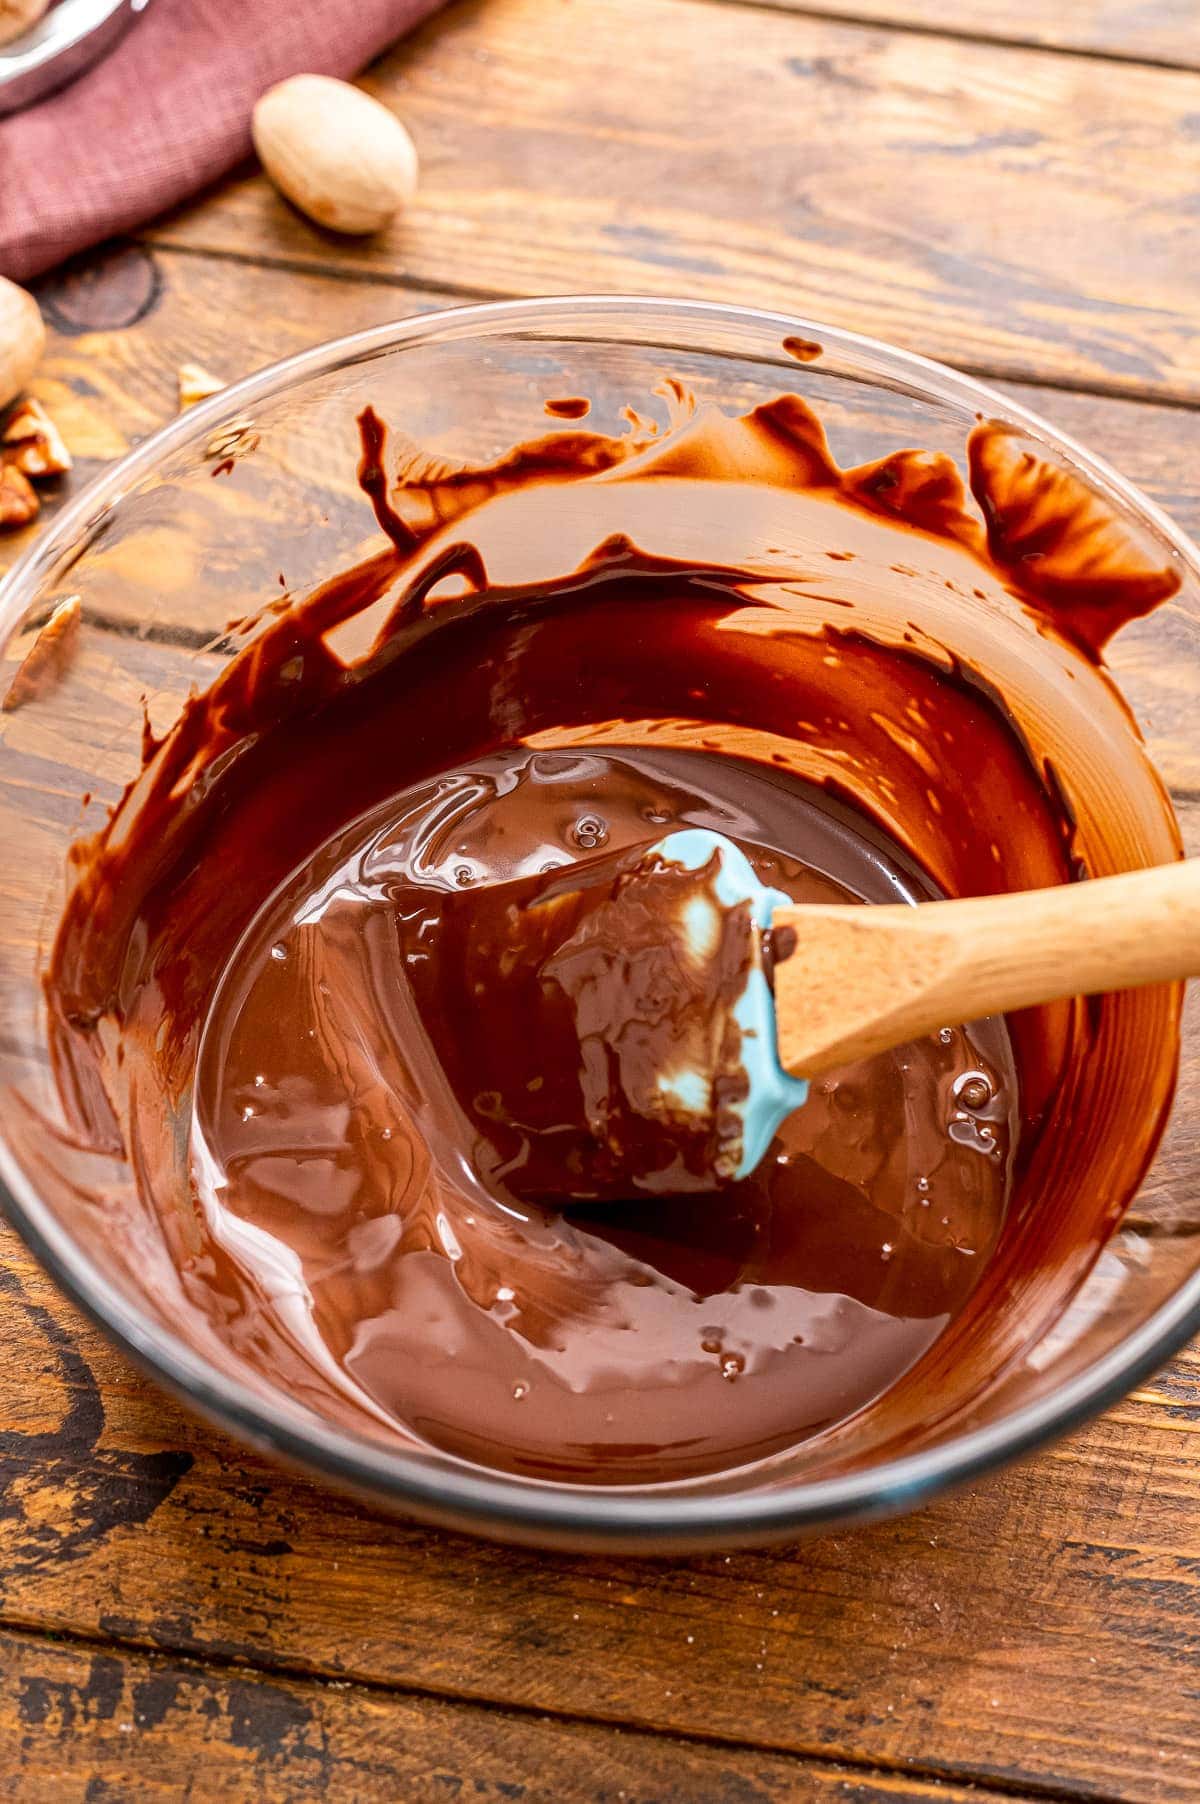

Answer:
[0,1229,1196,1804]
[753,0,1200,69]
[3,248,1200,1802]
[2,1625,1032,1804]
[144,0,1200,403]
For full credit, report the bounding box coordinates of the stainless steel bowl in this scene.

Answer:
[0,0,151,116]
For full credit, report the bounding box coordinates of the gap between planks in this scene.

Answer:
[137,241,1200,418]
[692,0,1200,76]
[0,1613,1133,1804]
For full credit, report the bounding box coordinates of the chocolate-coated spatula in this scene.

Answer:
[655,829,1200,1181]
[481,828,1200,1197]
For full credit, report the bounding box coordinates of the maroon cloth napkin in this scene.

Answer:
[1,0,445,282]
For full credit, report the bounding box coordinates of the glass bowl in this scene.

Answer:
[1,295,1198,1554]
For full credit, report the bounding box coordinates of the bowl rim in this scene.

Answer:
[3,290,1199,1551]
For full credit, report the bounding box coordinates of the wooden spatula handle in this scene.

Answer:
[772,857,1200,1078]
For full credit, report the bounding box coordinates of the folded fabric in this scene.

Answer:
[1,0,444,282]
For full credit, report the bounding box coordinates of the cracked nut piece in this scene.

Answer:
[252,74,419,234]
[178,363,227,410]
[3,397,72,477]
[0,278,45,412]
[0,463,39,530]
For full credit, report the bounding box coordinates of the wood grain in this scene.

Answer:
[754,0,1200,68]
[145,0,1200,402]
[0,1231,1196,1803]
[775,863,1200,1076]
[0,1626,1051,1804]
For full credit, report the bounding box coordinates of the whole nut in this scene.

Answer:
[252,74,419,235]
[0,278,45,413]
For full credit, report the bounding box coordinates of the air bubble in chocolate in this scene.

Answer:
[954,1070,993,1109]
[571,814,609,850]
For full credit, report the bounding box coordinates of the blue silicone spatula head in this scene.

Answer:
[645,828,809,1178]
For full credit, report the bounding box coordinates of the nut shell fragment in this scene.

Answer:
[178,364,227,410]
[0,463,39,530]
[3,397,72,477]
[205,418,260,463]
[3,594,81,711]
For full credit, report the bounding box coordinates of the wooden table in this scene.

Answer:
[3,0,1199,1796]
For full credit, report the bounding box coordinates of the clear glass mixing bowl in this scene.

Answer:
[1,296,1197,1553]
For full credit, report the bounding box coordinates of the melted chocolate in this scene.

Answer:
[45,379,1184,1487]
[394,833,766,1204]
